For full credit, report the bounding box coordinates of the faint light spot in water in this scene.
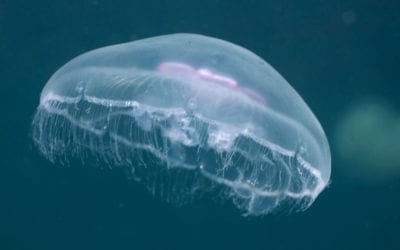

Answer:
[335,99,400,182]
[342,10,357,25]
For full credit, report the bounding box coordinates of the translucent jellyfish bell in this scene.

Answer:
[32,34,331,215]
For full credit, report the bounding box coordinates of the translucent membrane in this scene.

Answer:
[32,34,331,215]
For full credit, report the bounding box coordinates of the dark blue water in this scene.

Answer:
[1,1,399,249]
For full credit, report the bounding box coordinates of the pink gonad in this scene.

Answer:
[158,61,266,105]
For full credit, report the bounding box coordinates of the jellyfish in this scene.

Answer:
[32,34,331,215]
